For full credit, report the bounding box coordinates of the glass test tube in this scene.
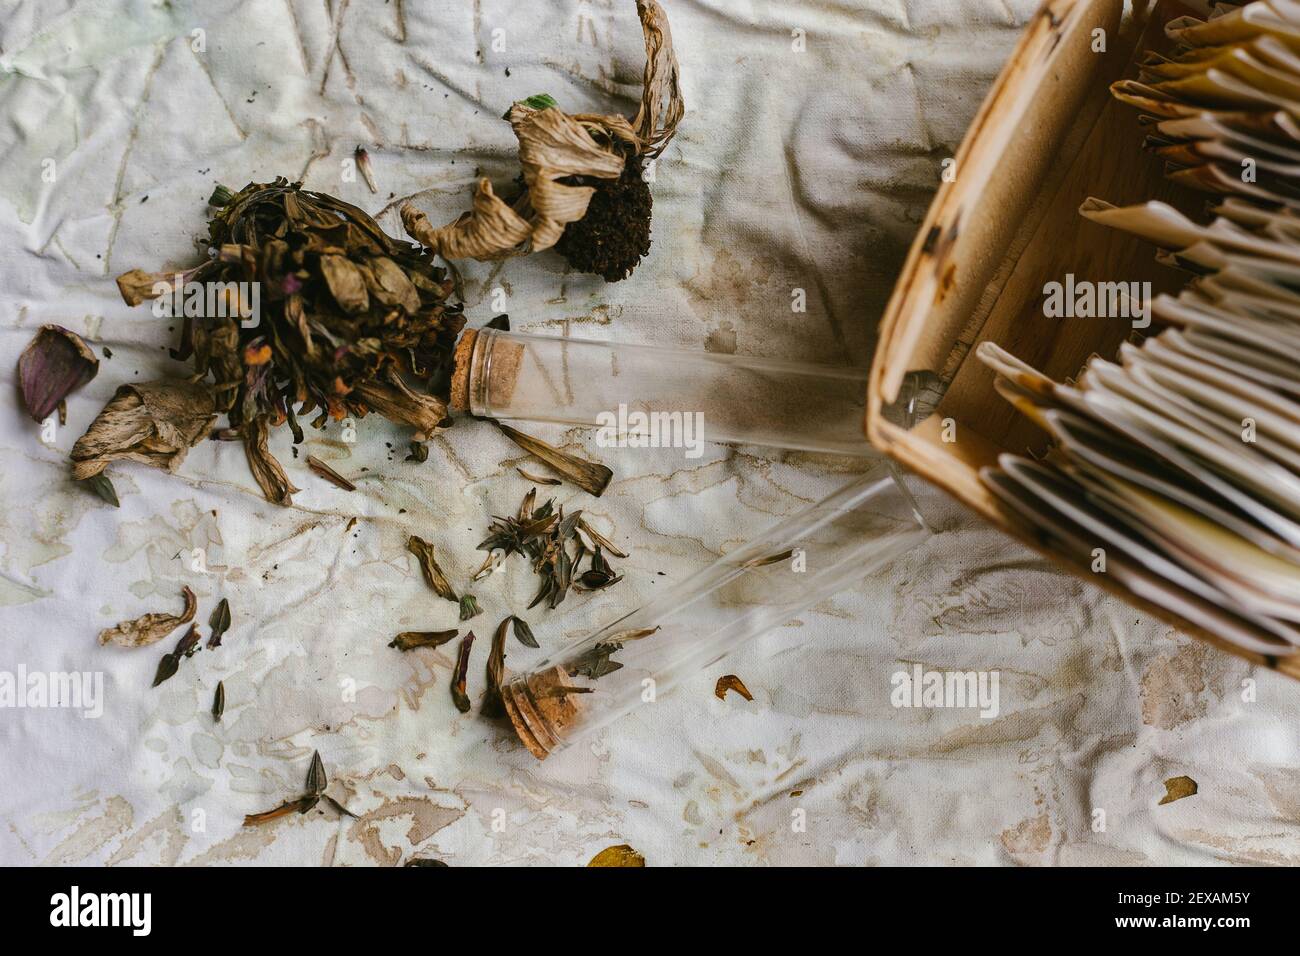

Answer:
[502,468,926,759]
[462,328,874,457]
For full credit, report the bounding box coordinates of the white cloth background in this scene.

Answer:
[1,0,1298,866]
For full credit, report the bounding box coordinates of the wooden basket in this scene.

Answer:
[866,0,1300,678]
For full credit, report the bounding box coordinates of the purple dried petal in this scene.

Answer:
[17,325,99,422]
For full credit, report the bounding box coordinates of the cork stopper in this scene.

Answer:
[502,665,585,761]
[449,328,477,412]
[450,327,527,416]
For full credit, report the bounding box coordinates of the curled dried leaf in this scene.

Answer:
[407,536,458,602]
[482,618,510,717]
[400,1,681,265]
[389,630,458,652]
[451,631,475,713]
[243,415,299,505]
[99,586,198,648]
[243,796,317,827]
[1159,775,1198,805]
[714,674,753,702]
[509,615,539,649]
[18,325,99,422]
[517,466,560,486]
[306,454,357,492]
[495,422,611,496]
[212,681,225,721]
[587,844,645,867]
[71,379,217,481]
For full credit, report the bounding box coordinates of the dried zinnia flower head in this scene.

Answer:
[400,0,682,280]
[105,177,465,504]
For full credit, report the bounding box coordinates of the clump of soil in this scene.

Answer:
[555,150,652,282]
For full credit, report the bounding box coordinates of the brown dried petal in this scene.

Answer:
[71,379,217,481]
[354,378,448,442]
[99,585,198,648]
[482,618,509,717]
[406,536,457,602]
[243,415,298,505]
[451,631,475,713]
[389,630,458,652]
[18,325,99,422]
[587,844,645,867]
[714,674,753,702]
[1159,775,1198,805]
[306,454,356,492]
[319,254,370,314]
[495,422,611,496]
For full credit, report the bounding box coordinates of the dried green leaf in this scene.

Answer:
[482,618,509,717]
[389,630,458,652]
[509,615,539,648]
[80,473,120,508]
[324,794,358,818]
[242,796,316,827]
[459,593,482,621]
[212,681,225,721]
[516,466,560,485]
[152,653,180,688]
[305,750,327,796]
[407,535,458,602]
[207,597,232,649]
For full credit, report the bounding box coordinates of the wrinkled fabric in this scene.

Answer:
[1,0,1298,867]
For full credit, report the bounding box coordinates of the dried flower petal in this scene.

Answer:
[482,617,510,717]
[99,586,197,648]
[306,454,356,492]
[71,379,217,481]
[400,1,681,266]
[714,674,753,702]
[389,630,458,651]
[243,415,298,505]
[587,844,645,867]
[407,536,458,602]
[495,422,611,496]
[451,631,475,714]
[18,325,99,422]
